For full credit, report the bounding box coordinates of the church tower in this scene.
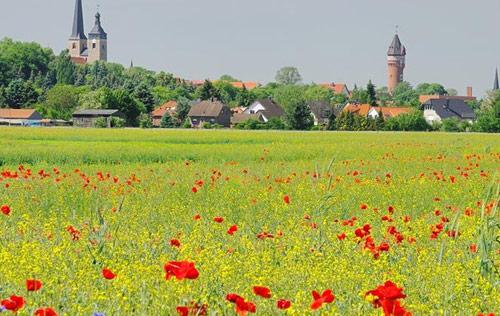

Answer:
[387,33,406,94]
[68,0,88,60]
[87,12,108,63]
[494,68,499,91]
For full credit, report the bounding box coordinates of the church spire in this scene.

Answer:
[70,0,87,40]
[89,11,107,39]
[494,68,499,91]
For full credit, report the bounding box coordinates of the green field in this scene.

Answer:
[0,128,498,315]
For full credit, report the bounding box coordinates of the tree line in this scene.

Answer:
[0,38,498,132]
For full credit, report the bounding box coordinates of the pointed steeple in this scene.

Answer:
[387,34,406,56]
[89,11,107,39]
[494,68,499,91]
[70,0,87,40]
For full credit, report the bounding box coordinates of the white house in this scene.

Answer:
[243,99,285,122]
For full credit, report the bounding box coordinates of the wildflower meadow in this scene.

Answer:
[0,128,498,315]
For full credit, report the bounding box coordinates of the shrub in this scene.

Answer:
[139,114,153,128]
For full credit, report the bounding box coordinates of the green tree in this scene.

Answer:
[196,80,220,101]
[101,88,144,126]
[138,113,153,128]
[272,85,306,111]
[350,86,369,104]
[4,79,39,108]
[415,83,447,96]
[474,90,500,133]
[367,81,377,106]
[133,82,155,113]
[275,67,302,85]
[52,50,76,85]
[160,114,175,128]
[40,84,82,120]
[392,82,419,107]
[326,110,337,130]
[174,97,191,125]
[0,38,54,84]
[219,74,239,82]
[384,110,429,131]
[304,85,333,103]
[286,99,313,130]
[236,85,254,107]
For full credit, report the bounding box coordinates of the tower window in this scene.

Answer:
[72,43,76,49]
[92,43,96,49]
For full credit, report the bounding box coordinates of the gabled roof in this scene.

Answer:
[320,83,350,95]
[0,109,42,119]
[387,34,406,56]
[371,107,412,118]
[73,109,121,116]
[231,113,265,124]
[343,103,371,116]
[252,99,285,119]
[308,101,332,118]
[89,12,107,39]
[152,101,177,117]
[188,101,227,117]
[423,99,476,120]
[70,0,87,40]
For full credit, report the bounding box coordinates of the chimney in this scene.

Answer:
[466,86,473,97]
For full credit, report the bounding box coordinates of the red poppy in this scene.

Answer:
[283,195,290,204]
[470,244,478,253]
[1,205,10,216]
[26,279,42,291]
[34,307,58,316]
[193,214,201,220]
[191,187,198,193]
[170,239,181,248]
[310,289,335,310]
[366,281,410,316]
[102,268,116,280]
[227,225,238,235]
[164,261,199,281]
[253,286,272,299]
[176,302,207,316]
[337,233,346,240]
[1,295,25,312]
[360,203,368,210]
[226,293,256,315]
[213,217,224,223]
[277,299,291,310]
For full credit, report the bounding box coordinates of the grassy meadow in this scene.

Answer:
[0,127,498,315]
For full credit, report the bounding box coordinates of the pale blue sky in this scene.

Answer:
[1,0,499,96]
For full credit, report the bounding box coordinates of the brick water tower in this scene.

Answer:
[387,33,406,94]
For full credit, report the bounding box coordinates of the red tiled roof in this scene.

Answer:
[70,56,87,65]
[152,101,177,117]
[343,103,371,116]
[321,83,349,95]
[0,109,41,119]
[230,82,259,90]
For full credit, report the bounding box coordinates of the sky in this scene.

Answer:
[1,0,499,96]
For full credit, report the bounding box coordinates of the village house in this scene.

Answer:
[188,100,231,128]
[230,112,265,127]
[343,103,412,120]
[73,109,124,128]
[0,109,43,126]
[151,100,177,127]
[419,87,476,104]
[243,99,285,122]
[367,107,412,119]
[308,101,333,126]
[422,99,476,125]
[320,83,350,96]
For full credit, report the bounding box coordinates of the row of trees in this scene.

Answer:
[1,38,498,132]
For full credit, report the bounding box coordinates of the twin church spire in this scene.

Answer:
[68,0,107,64]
